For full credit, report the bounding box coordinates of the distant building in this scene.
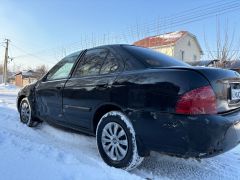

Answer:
[187,59,220,67]
[133,31,203,62]
[224,60,240,73]
[187,59,240,74]
[13,70,38,87]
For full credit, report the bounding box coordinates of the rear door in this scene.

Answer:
[35,52,81,121]
[62,48,123,129]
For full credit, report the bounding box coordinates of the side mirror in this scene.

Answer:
[40,73,49,82]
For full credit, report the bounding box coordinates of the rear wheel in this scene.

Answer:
[19,98,39,127]
[96,111,144,170]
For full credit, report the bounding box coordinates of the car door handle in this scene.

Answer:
[55,85,62,90]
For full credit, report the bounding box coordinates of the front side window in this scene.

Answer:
[74,49,108,77]
[46,51,80,81]
[100,52,121,74]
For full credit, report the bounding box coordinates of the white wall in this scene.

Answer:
[174,35,202,62]
[152,45,174,56]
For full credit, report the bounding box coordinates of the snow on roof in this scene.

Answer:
[154,31,185,39]
[133,31,187,47]
[15,70,38,78]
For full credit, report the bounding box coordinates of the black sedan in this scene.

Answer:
[17,45,240,170]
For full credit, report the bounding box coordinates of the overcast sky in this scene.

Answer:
[0,0,240,70]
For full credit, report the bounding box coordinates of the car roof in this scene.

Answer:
[66,44,133,58]
[87,44,131,50]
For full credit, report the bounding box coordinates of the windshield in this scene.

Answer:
[123,45,190,68]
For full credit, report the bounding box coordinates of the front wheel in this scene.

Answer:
[19,98,39,127]
[96,111,144,170]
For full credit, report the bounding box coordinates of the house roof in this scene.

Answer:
[133,31,203,54]
[224,60,240,69]
[15,70,38,78]
[134,31,187,47]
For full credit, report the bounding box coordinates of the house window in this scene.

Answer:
[181,50,185,61]
[188,40,191,46]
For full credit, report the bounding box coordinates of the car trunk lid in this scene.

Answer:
[188,67,240,113]
[151,66,240,113]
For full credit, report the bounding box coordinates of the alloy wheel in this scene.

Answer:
[20,101,31,123]
[101,122,128,161]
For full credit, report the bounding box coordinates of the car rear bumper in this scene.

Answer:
[127,109,240,158]
[221,121,240,154]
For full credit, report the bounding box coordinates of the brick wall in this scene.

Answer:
[15,74,23,87]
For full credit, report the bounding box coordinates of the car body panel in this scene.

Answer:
[127,108,240,158]
[62,74,117,128]
[35,79,66,121]
[193,67,240,112]
[112,68,209,113]
[16,44,240,158]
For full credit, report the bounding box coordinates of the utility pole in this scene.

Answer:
[3,39,9,85]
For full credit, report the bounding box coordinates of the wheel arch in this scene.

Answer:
[91,103,123,134]
[17,95,26,111]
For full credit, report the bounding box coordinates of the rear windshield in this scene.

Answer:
[123,45,189,68]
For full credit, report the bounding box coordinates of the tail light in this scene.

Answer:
[176,85,217,115]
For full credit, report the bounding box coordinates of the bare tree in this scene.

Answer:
[204,19,240,67]
[35,65,48,79]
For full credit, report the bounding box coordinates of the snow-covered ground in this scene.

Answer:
[0,86,240,180]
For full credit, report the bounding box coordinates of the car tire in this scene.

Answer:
[19,98,39,127]
[96,111,144,171]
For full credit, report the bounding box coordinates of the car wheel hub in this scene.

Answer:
[101,122,128,161]
[21,102,30,123]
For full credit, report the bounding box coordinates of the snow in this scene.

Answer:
[0,83,18,90]
[0,85,240,180]
[0,83,20,95]
[155,31,184,39]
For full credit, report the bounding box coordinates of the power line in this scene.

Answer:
[11,0,240,60]
[130,1,239,30]
[129,1,239,30]
[123,1,240,41]
[11,43,57,64]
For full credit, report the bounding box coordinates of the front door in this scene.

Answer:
[35,51,81,122]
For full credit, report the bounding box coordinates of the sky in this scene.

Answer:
[0,0,240,70]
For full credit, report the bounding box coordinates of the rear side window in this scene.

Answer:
[100,52,121,74]
[74,49,108,77]
[123,45,189,68]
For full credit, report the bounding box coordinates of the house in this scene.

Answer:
[187,59,240,74]
[224,60,240,73]
[187,59,220,67]
[14,70,38,87]
[133,31,203,62]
